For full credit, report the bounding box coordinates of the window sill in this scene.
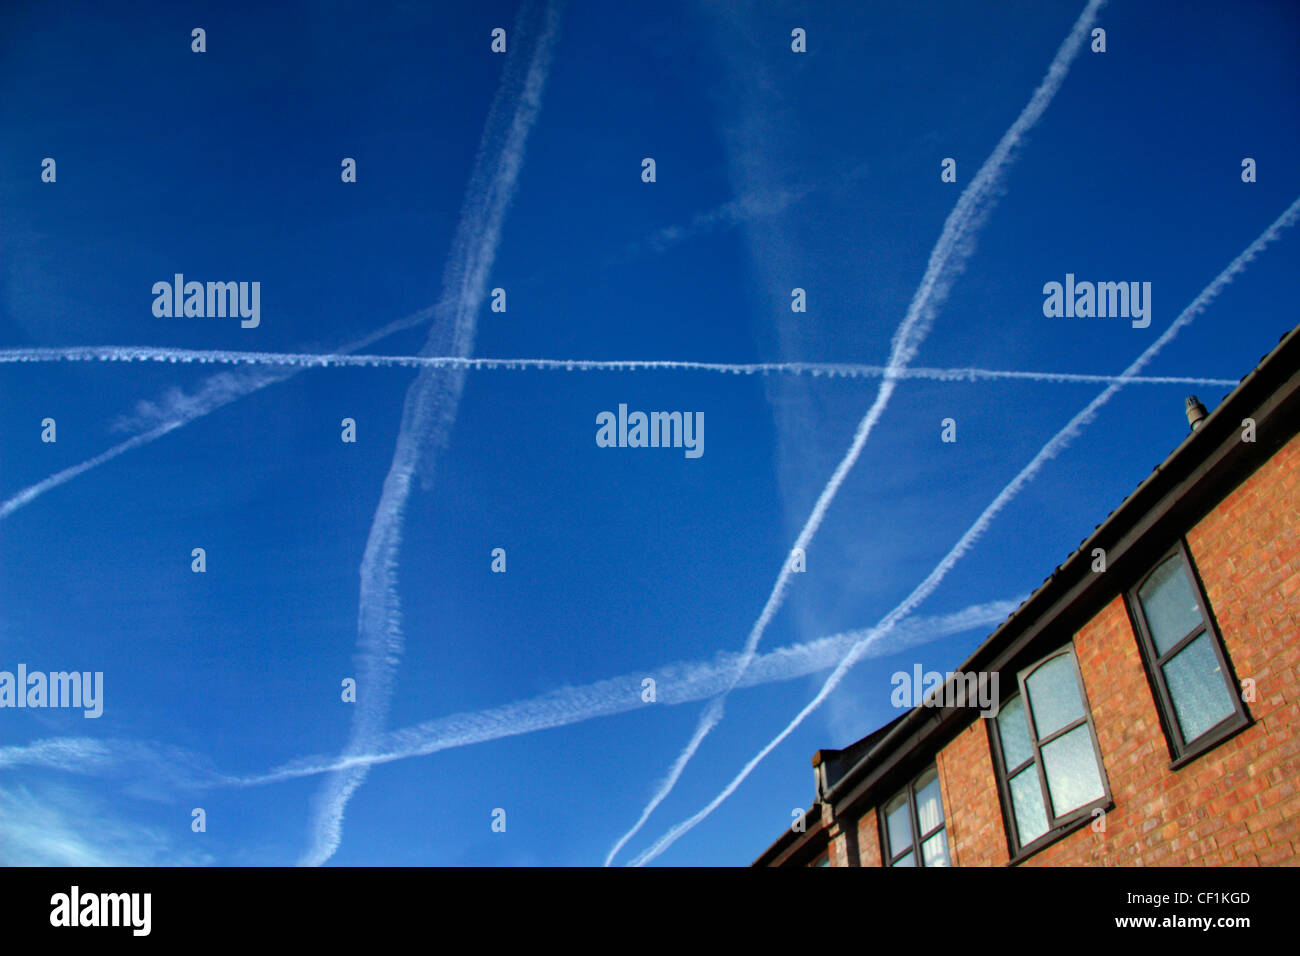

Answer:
[1005,799,1114,866]
[1167,713,1254,772]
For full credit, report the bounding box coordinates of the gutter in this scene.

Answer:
[822,322,1300,815]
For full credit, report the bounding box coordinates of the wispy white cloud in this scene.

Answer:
[628,193,1300,867]
[0,783,213,866]
[0,737,118,774]
[0,736,231,799]
[608,0,1109,867]
[632,182,815,257]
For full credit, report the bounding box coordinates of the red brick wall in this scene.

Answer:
[937,722,1009,866]
[933,430,1300,866]
[1024,595,1166,865]
[825,801,853,867]
[1181,431,1300,865]
[857,809,882,867]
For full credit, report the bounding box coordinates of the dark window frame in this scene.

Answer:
[1125,539,1252,769]
[987,644,1113,862]
[878,765,950,867]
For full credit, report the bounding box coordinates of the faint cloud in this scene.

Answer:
[636,184,812,256]
[0,783,212,866]
[621,161,871,263]
[0,736,231,800]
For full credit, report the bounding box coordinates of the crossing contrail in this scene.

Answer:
[606,0,1109,866]
[299,0,562,868]
[228,598,1021,786]
[0,345,1238,388]
[0,599,1016,794]
[0,304,436,521]
[628,194,1300,867]
[0,172,867,522]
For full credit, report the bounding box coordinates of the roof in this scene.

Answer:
[817,320,1300,819]
[751,798,828,868]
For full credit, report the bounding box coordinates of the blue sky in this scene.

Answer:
[0,0,1297,866]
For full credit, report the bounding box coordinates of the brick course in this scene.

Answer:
[847,430,1300,867]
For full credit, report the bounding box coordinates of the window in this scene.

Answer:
[1127,541,1250,764]
[988,647,1110,858]
[880,766,951,866]
[811,852,830,868]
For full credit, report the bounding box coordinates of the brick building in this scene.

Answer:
[755,325,1300,868]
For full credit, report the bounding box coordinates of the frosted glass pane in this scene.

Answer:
[1026,654,1085,738]
[1139,556,1204,655]
[1042,725,1105,815]
[998,695,1033,769]
[1010,767,1049,846]
[1164,633,1237,743]
[885,795,912,856]
[921,831,950,867]
[915,769,944,834]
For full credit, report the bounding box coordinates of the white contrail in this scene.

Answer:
[0,305,436,521]
[0,600,1015,792]
[0,166,854,521]
[606,0,1108,866]
[628,195,1300,867]
[300,0,561,868]
[0,345,1238,388]
[232,598,1020,786]
[3,353,1231,525]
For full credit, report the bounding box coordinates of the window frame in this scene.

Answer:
[878,765,951,867]
[1125,539,1251,768]
[987,644,1113,861]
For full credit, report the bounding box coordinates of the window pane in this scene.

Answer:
[884,794,912,857]
[1138,555,1204,655]
[921,831,950,867]
[1009,767,1049,846]
[1163,632,1237,743]
[997,695,1033,768]
[915,768,944,834]
[1026,654,1085,738]
[1041,724,1106,816]
[892,851,915,867]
